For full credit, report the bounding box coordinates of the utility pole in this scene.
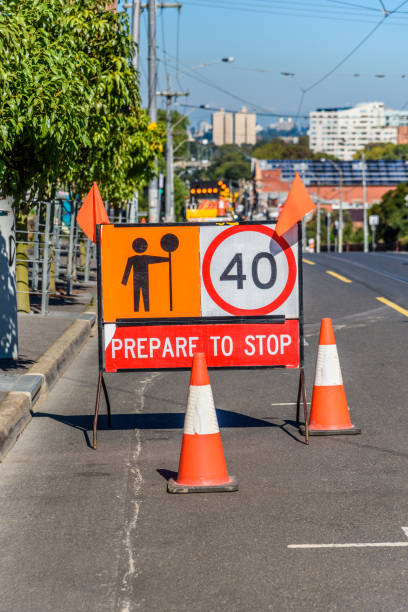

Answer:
[147,0,159,222]
[144,0,183,222]
[158,77,189,222]
[324,159,343,253]
[128,0,141,223]
[131,0,141,71]
[316,199,321,253]
[362,153,368,253]
[327,211,331,253]
[338,170,343,253]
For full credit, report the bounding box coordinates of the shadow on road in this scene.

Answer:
[33,409,304,444]
[0,356,35,372]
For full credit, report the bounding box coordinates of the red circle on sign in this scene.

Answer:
[202,225,297,316]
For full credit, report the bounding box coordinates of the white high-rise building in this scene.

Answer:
[309,102,408,160]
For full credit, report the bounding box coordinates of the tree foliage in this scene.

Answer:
[0,0,163,209]
[252,136,317,160]
[354,143,408,160]
[208,145,251,183]
[157,109,190,161]
[370,183,408,243]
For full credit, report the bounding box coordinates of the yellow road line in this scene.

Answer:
[326,270,352,284]
[302,258,316,265]
[376,296,408,318]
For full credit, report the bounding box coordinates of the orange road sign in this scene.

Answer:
[101,225,201,321]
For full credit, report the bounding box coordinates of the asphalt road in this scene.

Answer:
[1,252,408,611]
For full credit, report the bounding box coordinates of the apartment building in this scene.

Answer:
[212,107,256,145]
[234,107,257,145]
[212,110,234,145]
[309,102,408,160]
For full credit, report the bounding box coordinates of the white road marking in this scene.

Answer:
[288,527,408,549]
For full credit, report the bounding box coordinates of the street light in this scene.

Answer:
[184,58,235,73]
[355,155,368,252]
[321,158,343,253]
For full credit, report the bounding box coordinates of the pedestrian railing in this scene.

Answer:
[15,199,96,315]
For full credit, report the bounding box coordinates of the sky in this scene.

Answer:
[118,0,408,129]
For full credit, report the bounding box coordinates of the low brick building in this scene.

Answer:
[253,158,408,212]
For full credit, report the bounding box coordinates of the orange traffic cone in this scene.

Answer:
[168,353,238,493]
[217,201,226,217]
[303,318,361,436]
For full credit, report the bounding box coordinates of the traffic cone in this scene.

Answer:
[302,318,361,436]
[168,353,238,493]
[217,201,226,217]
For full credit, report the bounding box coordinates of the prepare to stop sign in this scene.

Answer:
[100,223,299,320]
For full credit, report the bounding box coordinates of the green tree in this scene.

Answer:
[354,143,408,160]
[157,109,190,161]
[252,136,316,160]
[208,145,251,185]
[370,183,408,243]
[174,175,187,221]
[0,0,163,316]
[0,0,162,209]
[306,209,355,246]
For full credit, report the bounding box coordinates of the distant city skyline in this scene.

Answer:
[118,1,408,128]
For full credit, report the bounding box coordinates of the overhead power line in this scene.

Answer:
[302,16,388,94]
[326,0,382,12]
[176,102,309,119]
[293,0,408,123]
[159,50,279,114]
[183,0,408,24]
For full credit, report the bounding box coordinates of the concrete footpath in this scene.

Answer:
[0,283,97,460]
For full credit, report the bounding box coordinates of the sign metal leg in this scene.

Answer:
[93,372,112,449]
[93,372,102,449]
[296,374,301,424]
[101,375,111,428]
[297,368,309,445]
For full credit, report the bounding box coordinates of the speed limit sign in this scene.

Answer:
[200,224,299,317]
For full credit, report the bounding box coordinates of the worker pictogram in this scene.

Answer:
[121,233,179,312]
[101,225,201,321]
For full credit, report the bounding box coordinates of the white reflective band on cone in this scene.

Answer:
[314,344,343,386]
[184,385,220,435]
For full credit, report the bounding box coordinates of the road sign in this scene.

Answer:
[369,214,379,227]
[100,222,299,322]
[98,222,301,370]
[93,220,307,447]
[104,319,300,371]
[200,224,298,317]
[101,225,201,321]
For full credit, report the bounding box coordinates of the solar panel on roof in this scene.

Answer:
[258,159,408,184]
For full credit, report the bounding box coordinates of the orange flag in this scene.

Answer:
[76,182,110,243]
[275,172,316,236]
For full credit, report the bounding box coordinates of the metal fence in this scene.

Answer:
[16,199,96,315]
